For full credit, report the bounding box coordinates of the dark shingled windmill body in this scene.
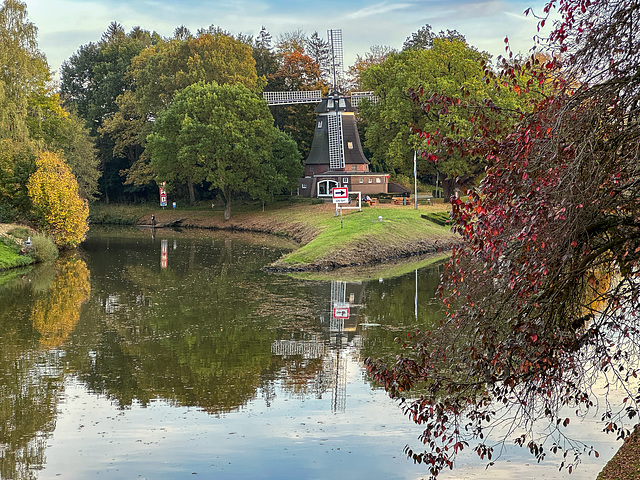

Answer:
[264,30,397,198]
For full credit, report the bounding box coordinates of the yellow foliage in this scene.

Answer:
[27,150,89,247]
[31,256,91,349]
[582,268,613,316]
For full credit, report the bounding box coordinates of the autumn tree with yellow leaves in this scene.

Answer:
[27,151,89,248]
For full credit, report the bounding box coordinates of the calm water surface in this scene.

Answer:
[0,227,624,479]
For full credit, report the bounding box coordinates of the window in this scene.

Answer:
[343,177,349,184]
[317,180,338,197]
[359,177,364,183]
[301,183,307,189]
[351,165,357,171]
[317,121,323,128]
[347,142,353,149]
[376,177,381,184]
[368,178,373,183]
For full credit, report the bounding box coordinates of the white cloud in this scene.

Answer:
[345,2,413,19]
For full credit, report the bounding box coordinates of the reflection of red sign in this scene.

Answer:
[161,239,168,269]
[333,306,350,319]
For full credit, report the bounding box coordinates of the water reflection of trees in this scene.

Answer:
[0,256,90,480]
[68,233,447,418]
[64,235,329,414]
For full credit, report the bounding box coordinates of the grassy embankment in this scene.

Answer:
[0,225,59,279]
[90,199,458,270]
[0,238,33,271]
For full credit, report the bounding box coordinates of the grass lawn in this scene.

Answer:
[89,199,457,269]
[279,205,454,266]
[0,240,33,271]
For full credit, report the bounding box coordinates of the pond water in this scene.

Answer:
[0,227,625,479]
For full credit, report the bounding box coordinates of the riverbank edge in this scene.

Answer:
[91,203,459,272]
[0,224,36,272]
[597,423,640,479]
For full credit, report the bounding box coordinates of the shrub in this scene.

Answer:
[8,227,30,240]
[28,234,59,263]
[27,151,89,248]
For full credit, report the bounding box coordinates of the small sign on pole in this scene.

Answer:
[332,187,349,204]
[159,182,167,207]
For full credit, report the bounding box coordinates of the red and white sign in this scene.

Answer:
[332,187,348,198]
[332,187,349,204]
[333,305,350,319]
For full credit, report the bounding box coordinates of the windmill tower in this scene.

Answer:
[263,29,389,198]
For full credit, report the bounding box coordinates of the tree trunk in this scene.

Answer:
[224,200,231,221]
[442,177,459,201]
[222,188,232,220]
[187,179,195,205]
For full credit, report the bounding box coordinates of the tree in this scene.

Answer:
[366,1,640,477]
[403,24,466,51]
[306,31,331,82]
[27,86,100,200]
[60,24,156,202]
[27,151,89,248]
[268,34,327,161]
[0,0,98,223]
[146,82,301,220]
[360,37,530,196]
[103,31,260,203]
[252,26,279,79]
[347,44,395,91]
[0,0,49,142]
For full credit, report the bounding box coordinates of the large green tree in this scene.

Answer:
[146,82,301,220]
[360,34,530,197]
[60,23,157,202]
[102,31,261,203]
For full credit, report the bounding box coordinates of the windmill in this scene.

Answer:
[263,29,379,193]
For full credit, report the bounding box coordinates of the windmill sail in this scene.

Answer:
[262,90,322,105]
[327,109,344,170]
[327,29,344,91]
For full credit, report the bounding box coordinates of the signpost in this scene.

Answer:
[159,182,167,208]
[332,187,349,203]
[333,304,350,319]
[332,187,349,229]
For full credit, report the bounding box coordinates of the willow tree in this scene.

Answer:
[367,0,640,477]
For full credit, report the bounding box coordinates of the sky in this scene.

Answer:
[23,0,552,79]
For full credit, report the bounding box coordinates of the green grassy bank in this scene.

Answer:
[0,225,59,272]
[89,200,458,270]
[0,239,33,271]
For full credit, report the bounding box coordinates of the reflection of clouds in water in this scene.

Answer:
[440,372,630,479]
[43,357,623,479]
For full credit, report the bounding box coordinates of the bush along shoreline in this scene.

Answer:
[0,225,59,271]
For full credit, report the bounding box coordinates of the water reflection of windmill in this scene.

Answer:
[269,280,362,413]
[263,30,393,198]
